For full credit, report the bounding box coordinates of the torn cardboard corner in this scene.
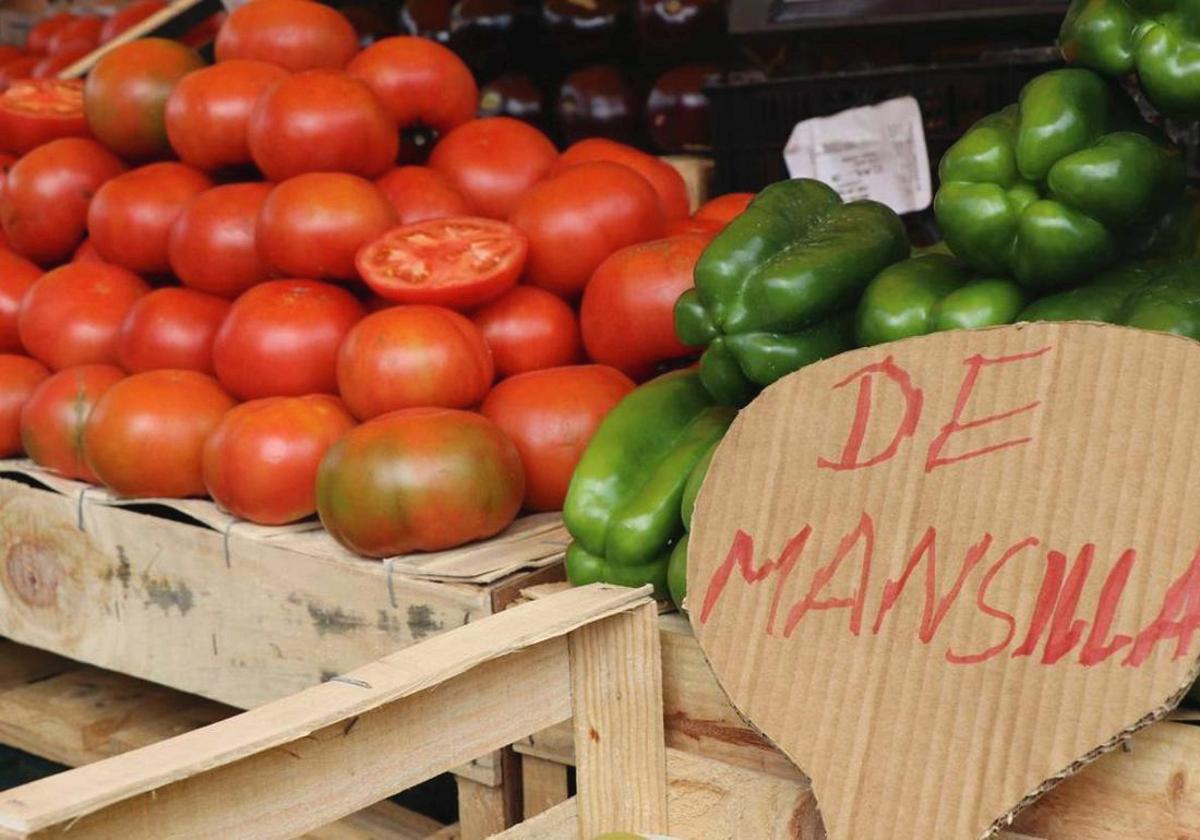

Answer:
[687,322,1200,840]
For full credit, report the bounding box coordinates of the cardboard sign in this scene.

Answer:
[687,322,1200,840]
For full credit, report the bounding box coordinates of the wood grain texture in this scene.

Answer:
[456,777,508,840]
[522,755,569,820]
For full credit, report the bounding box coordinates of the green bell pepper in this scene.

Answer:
[935,68,1185,291]
[667,439,719,613]
[564,371,735,599]
[1017,259,1163,322]
[855,253,1027,346]
[1118,262,1200,338]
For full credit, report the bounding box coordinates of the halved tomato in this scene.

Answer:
[0,79,89,154]
[356,217,527,310]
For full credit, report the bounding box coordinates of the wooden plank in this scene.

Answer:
[521,756,569,820]
[569,601,667,836]
[661,155,713,212]
[304,801,443,840]
[456,777,508,840]
[491,799,576,840]
[0,640,74,692]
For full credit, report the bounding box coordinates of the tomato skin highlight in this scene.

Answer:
[337,305,495,420]
[555,137,691,221]
[347,36,477,136]
[169,182,273,299]
[203,394,356,525]
[0,79,90,154]
[316,407,524,556]
[20,363,124,482]
[0,354,50,457]
[215,0,358,72]
[0,249,41,353]
[117,287,231,374]
[472,285,581,378]
[376,166,472,225]
[83,369,236,498]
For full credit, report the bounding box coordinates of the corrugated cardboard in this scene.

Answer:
[687,322,1200,840]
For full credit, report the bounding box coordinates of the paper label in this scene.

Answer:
[783,95,931,214]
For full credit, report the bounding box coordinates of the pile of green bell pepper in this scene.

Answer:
[675,178,909,406]
[935,68,1186,291]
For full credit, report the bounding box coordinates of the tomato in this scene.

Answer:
[117,287,231,374]
[20,363,124,481]
[481,364,632,511]
[46,15,102,55]
[0,249,41,353]
[428,117,557,220]
[213,279,364,400]
[100,0,167,42]
[0,79,89,154]
[31,44,94,79]
[165,59,288,171]
[0,48,20,66]
[316,407,523,555]
[347,36,476,143]
[555,138,691,222]
[695,192,753,225]
[73,238,103,263]
[337,305,494,419]
[581,234,706,379]
[665,216,720,237]
[0,57,39,91]
[203,394,355,524]
[88,162,212,275]
[356,217,526,309]
[26,13,75,54]
[472,285,581,377]
[181,11,226,48]
[168,182,271,298]
[257,173,397,281]
[0,354,49,456]
[376,165,473,224]
[247,70,398,181]
[83,369,235,498]
[215,0,357,72]
[19,263,149,371]
[509,161,666,298]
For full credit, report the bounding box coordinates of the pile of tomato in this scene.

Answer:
[0,0,750,558]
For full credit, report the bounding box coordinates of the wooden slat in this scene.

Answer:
[304,802,444,840]
[456,777,508,840]
[521,756,569,820]
[0,641,73,693]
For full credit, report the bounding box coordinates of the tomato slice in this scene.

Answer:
[0,79,90,154]
[356,217,529,310]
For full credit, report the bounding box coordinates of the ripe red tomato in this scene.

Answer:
[203,394,355,524]
[19,263,149,371]
[581,234,706,379]
[0,138,123,266]
[26,13,75,54]
[88,162,213,275]
[73,238,103,263]
[0,57,38,91]
[472,286,581,377]
[0,249,41,353]
[247,70,398,181]
[337,305,494,419]
[695,192,753,225]
[83,369,236,498]
[165,59,289,171]
[181,11,227,48]
[0,79,89,154]
[0,48,20,66]
[665,216,720,237]
[117,287,231,374]
[510,161,666,298]
[213,279,364,400]
[84,38,206,161]
[31,44,94,79]
[357,217,526,309]
[100,0,168,42]
[376,166,472,224]
[347,37,476,140]
[316,407,523,555]
[215,0,358,72]
[555,138,691,222]
[168,182,272,298]
[257,173,397,281]
[428,117,558,220]
[0,354,49,456]
[481,364,633,511]
[20,363,124,481]
[46,15,102,55]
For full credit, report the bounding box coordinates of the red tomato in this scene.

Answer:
[0,48,20,66]
[83,369,235,498]
[695,192,753,224]
[117,287,231,374]
[581,235,706,379]
[46,15,102,55]
[0,354,49,456]
[347,37,476,139]
[181,11,227,48]
[665,216,721,237]
[481,364,633,511]
[169,182,272,298]
[20,363,124,481]
[26,13,75,54]
[19,263,149,371]
[31,44,94,79]
[337,305,494,419]
[215,0,357,72]
[428,117,558,220]
[88,162,213,275]
[556,138,691,222]
[0,249,41,353]
[165,59,289,171]
[357,217,526,309]
[257,173,398,281]
[316,407,523,555]
[73,238,103,263]
[84,38,206,161]
[100,0,168,42]
[0,80,89,155]
[0,57,39,91]
[1,138,124,266]
[247,70,398,181]
[203,394,355,524]
[213,279,364,400]
[509,161,666,298]
[376,165,472,224]
[472,286,581,378]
